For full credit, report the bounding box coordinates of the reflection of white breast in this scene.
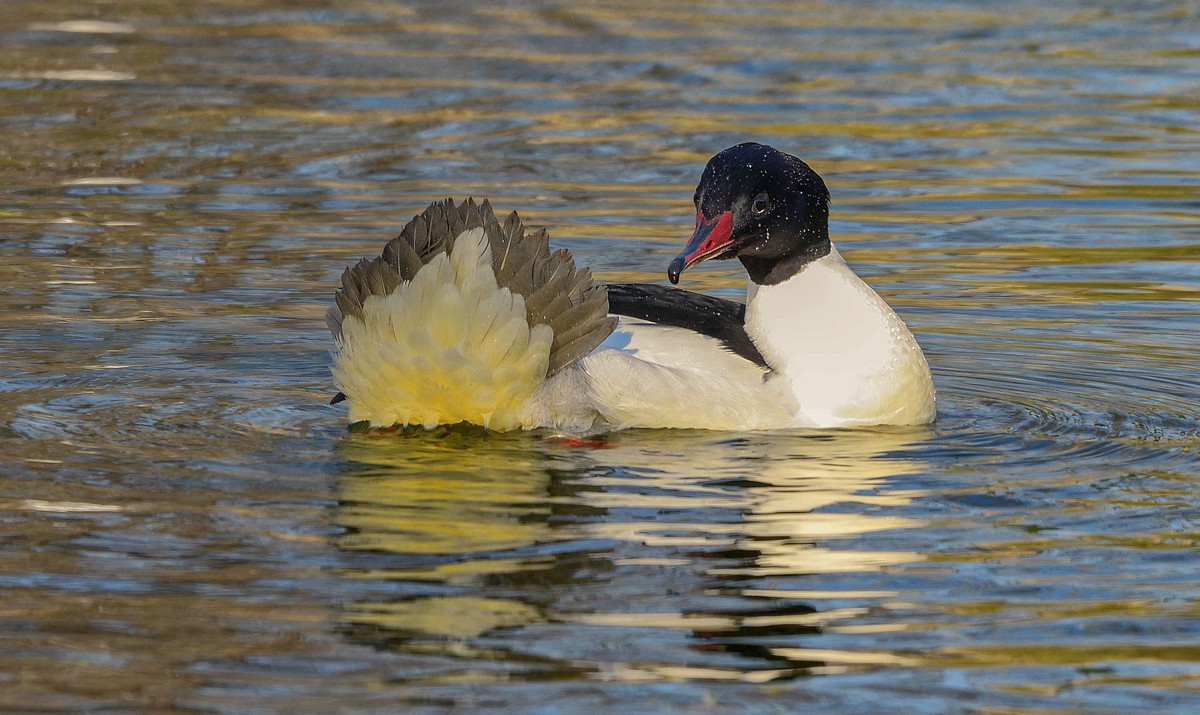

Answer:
[576,428,932,576]
[745,244,936,427]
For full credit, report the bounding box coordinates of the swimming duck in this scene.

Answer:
[327,142,935,431]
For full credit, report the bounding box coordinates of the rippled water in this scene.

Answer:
[2,1,1199,712]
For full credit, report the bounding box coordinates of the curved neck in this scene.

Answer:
[739,236,830,286]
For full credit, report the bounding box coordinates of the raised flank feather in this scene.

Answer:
[328,144,936,432]
[327,198,616,428]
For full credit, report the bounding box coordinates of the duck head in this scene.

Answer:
[668,142,832,286]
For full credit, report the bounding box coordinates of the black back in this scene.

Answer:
[606,283,767,368]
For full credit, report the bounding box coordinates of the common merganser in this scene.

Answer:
[327,142,935,431]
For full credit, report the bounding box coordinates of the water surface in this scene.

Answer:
[2,1,1199,712]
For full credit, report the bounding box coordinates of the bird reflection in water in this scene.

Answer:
[332,425,931,681]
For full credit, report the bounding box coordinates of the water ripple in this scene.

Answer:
[2,0,1200,713]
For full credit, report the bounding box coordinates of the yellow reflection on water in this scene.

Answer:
[580,428,930,576]
[349,596,542,639]
[334,429,561,638]
[333,425,932,668]
[336,430,556,561]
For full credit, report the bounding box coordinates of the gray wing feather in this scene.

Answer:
[329,198,615,377]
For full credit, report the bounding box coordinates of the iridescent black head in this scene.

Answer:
[668,142,831,286]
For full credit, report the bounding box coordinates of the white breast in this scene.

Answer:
[744,244,935,427]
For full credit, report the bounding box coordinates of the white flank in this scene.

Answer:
[562,322,797,431]
[331,228,552,430]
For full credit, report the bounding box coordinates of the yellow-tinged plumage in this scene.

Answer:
[326,157,938,433]
[331,228,553,430]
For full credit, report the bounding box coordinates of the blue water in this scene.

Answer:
[1,1,1199,712]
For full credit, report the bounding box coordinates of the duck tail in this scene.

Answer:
[327,198,616,430]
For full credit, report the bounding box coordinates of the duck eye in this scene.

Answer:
[751,192,770,216]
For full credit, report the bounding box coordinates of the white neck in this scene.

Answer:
[744,244,935,427]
